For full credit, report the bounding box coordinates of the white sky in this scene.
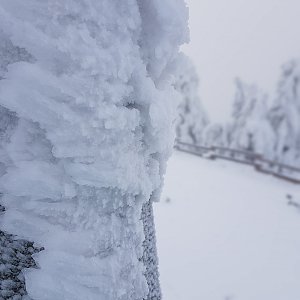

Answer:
[182,0,300,121]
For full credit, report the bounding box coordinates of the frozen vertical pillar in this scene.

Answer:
[0,1,189,299]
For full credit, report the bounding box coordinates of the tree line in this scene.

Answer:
[176,58,300,167]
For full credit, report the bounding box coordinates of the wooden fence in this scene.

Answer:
[175,141,300,184]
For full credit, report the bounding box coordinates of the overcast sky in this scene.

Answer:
[182,0,300,121]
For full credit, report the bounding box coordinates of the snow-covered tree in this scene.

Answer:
[0,1,188,299]
[269,60,300,166]
[202,123,227,147]
[228,79,275,156]
[174,55,209,144]
[195,61,300,168]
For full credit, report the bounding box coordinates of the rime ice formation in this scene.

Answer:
[141,199,161,300]
[228,79,275,156]
[269,60,300,166]
[225,64,300,166]
[0,1,189,299]
[0,224,43,299]
[202,123,228,148]
[199,69,300,167]
[174,55,209,144]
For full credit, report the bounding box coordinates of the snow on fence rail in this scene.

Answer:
[175,141,300,184]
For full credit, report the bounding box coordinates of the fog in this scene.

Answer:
[183,0,300,121]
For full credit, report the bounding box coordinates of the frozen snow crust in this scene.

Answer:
[0,1,188,299]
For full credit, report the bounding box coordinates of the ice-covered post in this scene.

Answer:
[0,1,188,299]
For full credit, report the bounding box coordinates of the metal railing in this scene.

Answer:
[175,141,300,184]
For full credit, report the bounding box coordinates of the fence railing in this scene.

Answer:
[175,141,300,184]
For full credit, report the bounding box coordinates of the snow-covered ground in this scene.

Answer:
[155,151,300,300]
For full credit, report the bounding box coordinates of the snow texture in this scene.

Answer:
[174,55,209,144]
[269,60,300,166]
[228,79,275,156]
[202,122,228,148]
[141,200,161,300]
[0,215,43,300]
[224,65,300,166]
[197,64,300,168]
[0,1,188,299]
[156,151,300,300]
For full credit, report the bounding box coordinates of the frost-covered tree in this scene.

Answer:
[174,55,209,144]
[228,79,275,156]
[198,61,300,168]
[202,123,227,147]
[269,60,300,166]
[0,1,188,299]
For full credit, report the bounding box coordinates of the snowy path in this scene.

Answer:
[154,152,300,300]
